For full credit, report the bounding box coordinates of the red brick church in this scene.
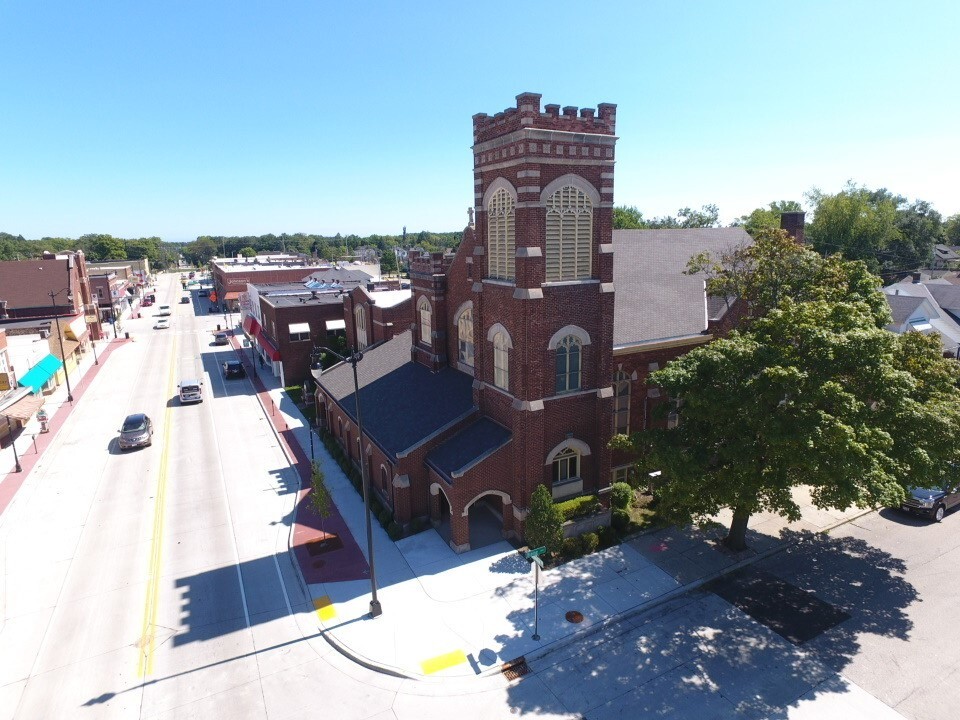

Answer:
[313,92,756,551]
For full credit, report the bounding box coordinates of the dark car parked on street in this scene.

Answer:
[222,360,246,379]
[118,413,153,450]
[900,480,960,522]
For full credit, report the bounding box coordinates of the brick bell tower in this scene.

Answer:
[470,93,618,522]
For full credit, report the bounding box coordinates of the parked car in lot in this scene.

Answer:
[900,481,960,522]
[222,360,246,379]
[157,305,172,316]
[213,332,229,346]
[180,295,190,304]
[154,319,170,329]
[118,413,153,450]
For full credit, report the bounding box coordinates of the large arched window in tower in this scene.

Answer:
[418,296,432,346]
[545,185,593,281]
[457,308,474,367]
[487,187,516,280]
[493,331,510,390]
[613,370,631,434]
[354,305,367,350]
[554,335,582,393]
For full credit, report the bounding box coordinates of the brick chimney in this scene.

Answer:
[780,211,806,244]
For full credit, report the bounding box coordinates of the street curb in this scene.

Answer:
[514,505,879,674]
[242,370,882,683]
[238,366,422,680]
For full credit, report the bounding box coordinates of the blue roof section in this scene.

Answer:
[18,354,63,394]
[426,418,512,483]
[316,331,476,460]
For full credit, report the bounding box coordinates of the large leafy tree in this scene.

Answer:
[84,233,127,261]
[734,200,803,238]
[613,205,646,229]
[631,237,960,551]
[806,183,943,275]
[524,484,564,555]
[945,214,960,246]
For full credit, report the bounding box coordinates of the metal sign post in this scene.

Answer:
[523,546,547,641]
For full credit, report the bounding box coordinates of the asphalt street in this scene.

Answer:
[0,271,955,719]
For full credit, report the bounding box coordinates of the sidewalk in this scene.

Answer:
[241,345,875,682]
[0,337,126,516]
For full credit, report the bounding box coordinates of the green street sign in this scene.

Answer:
[524,546,547,559]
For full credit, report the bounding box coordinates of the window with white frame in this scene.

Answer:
[612,466,634,485]
[613,370,631,434]
[555,335,582,393]
[418,296,432,346]
[545,185,593,281]
[493,331,509,390]
[552,446,580,485]
[487,187,515,280]
[354,305,367,349]
[289,322,310,342]
[458,308,474,366]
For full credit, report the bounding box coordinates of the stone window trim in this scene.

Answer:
[487,183,516,281]
[493,330,510,391]
[539,173,601,207]
[417,296,432,346]
[544,182,594,282]
[548,324,591,349]
[354,305,367,350]
[545,438,591,465]
[482,176,518,207]
[554,334,582,394]
[456,304,475,368]
[486,322,514,346]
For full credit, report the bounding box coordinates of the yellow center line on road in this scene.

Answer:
[137,332,179,678]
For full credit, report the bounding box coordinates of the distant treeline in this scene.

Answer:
[0,230,464,273]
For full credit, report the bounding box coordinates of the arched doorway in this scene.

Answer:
[463,491,511,551]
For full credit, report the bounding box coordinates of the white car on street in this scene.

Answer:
[154,319,170,330]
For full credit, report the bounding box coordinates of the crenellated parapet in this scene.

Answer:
[473,92,616,145]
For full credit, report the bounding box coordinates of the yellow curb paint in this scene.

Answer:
[421,650,468,675]
[313,596,337,621]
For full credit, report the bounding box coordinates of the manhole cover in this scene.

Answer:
[565,610,584,624]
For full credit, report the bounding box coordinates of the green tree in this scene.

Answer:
[309,461,333,540]
[805,183,941,275]
[239,246,257,257]
[84,234,127,261]
[613,205,646,229]
[183,237,217,266]
[686,228,889,325]
[636,245,960,551]
[379,247,398,275]
[945,214,960,246]
[734,200,803,238]
[524,484,564,555]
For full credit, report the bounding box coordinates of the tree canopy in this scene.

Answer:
[623,235,960,550]
[806,183,943,276]
[733,200,803,237]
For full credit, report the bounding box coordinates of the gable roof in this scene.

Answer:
[316,330,475,460]
[425,418,512,482]
[885,294,926,327]
[612,227,751,348]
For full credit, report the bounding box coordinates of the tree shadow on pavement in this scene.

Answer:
[502,528,916,718]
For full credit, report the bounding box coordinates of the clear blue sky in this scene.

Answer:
[2,1,958,243]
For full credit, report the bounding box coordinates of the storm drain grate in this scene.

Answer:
[501,657,530,680]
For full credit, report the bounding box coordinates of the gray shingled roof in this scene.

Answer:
[885,294,925,327]
[926,283,960,315]
[425,418,512,483]
[612,228,751,348]
[316,330,475,460]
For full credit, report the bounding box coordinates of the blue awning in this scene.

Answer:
[18,354,64,394]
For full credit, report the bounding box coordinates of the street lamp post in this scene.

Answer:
[91,336,99,365]
[313,345,382,618]
[49,289,74,403]
[5,415,22,473]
